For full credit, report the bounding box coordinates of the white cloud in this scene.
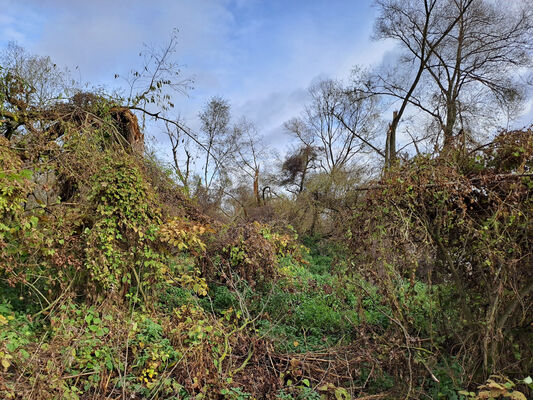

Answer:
[0,0,44,46]
[0,0,394,157]
[28,1,235,82]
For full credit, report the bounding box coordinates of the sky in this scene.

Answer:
[0,0,531,158]
[0,0,396,152]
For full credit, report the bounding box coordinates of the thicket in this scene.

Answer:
[343,129,533,398]
[1,58,532,400]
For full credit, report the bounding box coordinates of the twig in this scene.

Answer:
[63,371,99,380]
[352,172,533,191]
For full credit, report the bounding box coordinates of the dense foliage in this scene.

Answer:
[1,51,532,400]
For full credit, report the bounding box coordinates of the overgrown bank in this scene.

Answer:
[1,68,532,399]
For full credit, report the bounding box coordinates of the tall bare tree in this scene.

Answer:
[424,0,532,147]
[198,96,240,193]
[373,0,532,152]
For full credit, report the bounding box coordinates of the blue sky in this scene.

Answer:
[1,0,531,156]
[0,0,395,150]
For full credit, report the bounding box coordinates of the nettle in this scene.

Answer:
[52,304,116,379]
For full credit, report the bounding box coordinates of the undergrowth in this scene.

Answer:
[1,71,531,399]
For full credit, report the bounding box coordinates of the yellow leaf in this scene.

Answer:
[486,380,505,390]
[1,358,11,371]
[509,391,527,400]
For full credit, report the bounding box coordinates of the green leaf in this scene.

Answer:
[20,349,30,360]
[20,169,33,179]
[335,387,349,400]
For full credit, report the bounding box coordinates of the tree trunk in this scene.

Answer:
[253,167,261,206]
[443,99,457,151]
[389,111,397,164]
[384,111,398,171]
[298,148,311,194]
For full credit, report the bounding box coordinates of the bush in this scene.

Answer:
[345,130,533,388]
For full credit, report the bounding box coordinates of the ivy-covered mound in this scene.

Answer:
[0,93,258,398]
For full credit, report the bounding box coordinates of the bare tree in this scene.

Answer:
[164,119,194,193]
[231,118,270,206]
[124,28,192,113]
[285,79,379,175]
[119,31,228,167]
[373,0,532,153]
[198,96,240,192]
[423,0,533,147]
[0,43,74,139]
[0,42,71,109]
